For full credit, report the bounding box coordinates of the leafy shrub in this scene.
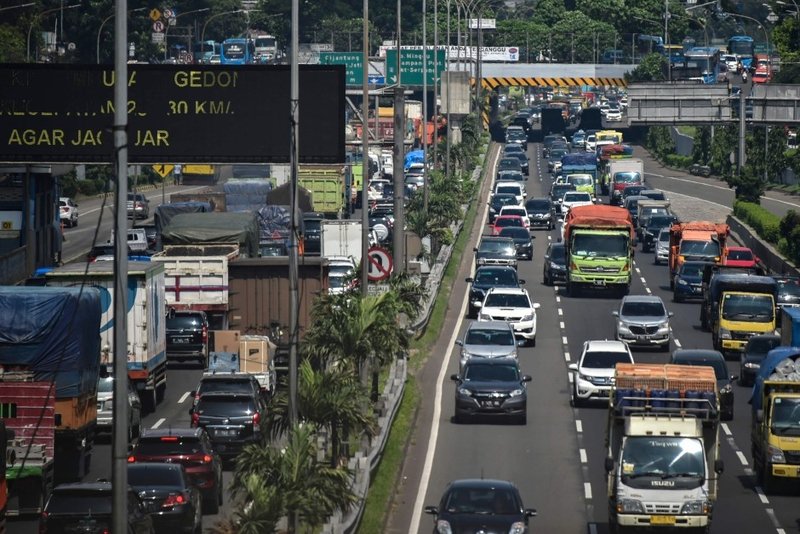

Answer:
[733,200,781,243]
[664,154,692,169]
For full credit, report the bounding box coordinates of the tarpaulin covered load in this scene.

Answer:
[224,179,273,213]
[0,286,101,399]
[750,347,800,411]
[563,205,635,241]
[267,184,314,212]
[154,201,212,235]
[404,149,425,170]
[161,211,260,258]
[561,153,597,166]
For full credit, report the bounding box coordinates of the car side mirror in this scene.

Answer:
[668,312,674,317]
[455,340,463,347]
[450,374,460,382]
[474,302,482,309]
[612,311,619,317]
[605,456,615,472]
[522,375,532,382]
[519,279,526,285]
[714,459,725,474]
[190,390,196,397]
[525,508,538,518]
[533,303,541,309]
[730,375,738,382]
[530,235,536,239]
[568,363,578,371]
[473,247,479,252]
[465,277,474,283]
[425,505,438,515]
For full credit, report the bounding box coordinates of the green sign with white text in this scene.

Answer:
[386,49,446,86]
[319,52,363,86]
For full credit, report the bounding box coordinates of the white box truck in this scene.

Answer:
[322,220,363,265]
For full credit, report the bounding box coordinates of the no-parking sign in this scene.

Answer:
[367,246,393,281]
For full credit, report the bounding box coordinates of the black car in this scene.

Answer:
[425,479,536,533]
[191,372,264,406]
[450,358,532,424]
[497,157,523,175]
[773,275,800,310]
[505,128,528,150]
[166,310,209,366]
[525,198,555,230]
[488,193,519,224]
[502,150,530,175]
[550,183,577,213]
[542,242,567,285]
[474,237,518,269]
[689,163,712,177]
[739,334,781,387]
[510,113,532,134]
[498,227,534,260]
[670,349,737,421]
[191,392,266,461]
[541,134,563,158]
[41,482,154,534]
[129,428,224,514]
[640,214,678,252]
[466,266,523,319]
[302,213,324,255]
[621,185,648,203]
[673,260,711,302]
[128,463,202,533]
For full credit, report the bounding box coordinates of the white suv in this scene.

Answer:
[569,340,633,406]
[477,287,540,346]
[59,197,79,227]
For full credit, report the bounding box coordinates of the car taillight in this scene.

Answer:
[162,493,186,508]
[127,455,136,463]
[201,324,208,344]
[39,512,48,534]
[191,412,200,427]
[203,454,213,463]
[253,412,260,425]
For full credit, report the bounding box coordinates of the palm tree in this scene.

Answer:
[231,424,358,533]
[208,474,284,534]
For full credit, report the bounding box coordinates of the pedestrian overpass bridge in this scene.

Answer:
[478,63,632,89]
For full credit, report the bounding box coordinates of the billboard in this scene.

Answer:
[378,45,519,62]
[0,64,345,164]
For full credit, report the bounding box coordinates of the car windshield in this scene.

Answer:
[620,437,705,479]
[499,159,520,169]
[615,172,641,184]
[464,364,520,382]
[495,217,523,228]
[46,491,113,514]
[548,245,566,262]
[304,219,322,231]
[526,200,550,211]
[167,315,203,329]
[679,263,705,277]
[484,293,530,308]
[776,279,800,298]
[497,186,521,196]
[128,466,183,487]
[552,186,575,197]
[564,192,591,202]
[499,227,529,239]
[771,398,800,435]
[568,176,592,186]
[721,294,774,322]
[492,195,518,208]
[474,269,518,286]
[571,234,628,257]
[196,396,256,416]
[727,249,753,261]
[583,351,631,369]
[658,230,671,243]
[97,377,114,393]
[135,436,203,456]
[443,487,519,515]
[621,301,665,317]
[465,328,515,346]
[550,149,568,158]
[501,208,525,217]
[747,337,780,354]
[680,240,721,257]
[648,217,674,229]
[199,379,254,395]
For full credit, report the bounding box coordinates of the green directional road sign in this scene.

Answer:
[319,52,363,86]
[386,49,446,86]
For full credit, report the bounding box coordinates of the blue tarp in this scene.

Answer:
[749,347,800,411]
[0,287,101,399]
[561,153,597,167]
[404,150,425,170]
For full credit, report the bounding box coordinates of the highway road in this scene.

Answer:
[389,137,800,534]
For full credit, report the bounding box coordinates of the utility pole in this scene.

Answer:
[361,0,371,295]
[476,14,482,129]
[738,89,746,176]
[432,0,439,171]
[446,0,451,182]
[665,0,671,82]
[111,0,130,533]
[422,0,429,211]
[393,0,405,273]
[288,0,300,428]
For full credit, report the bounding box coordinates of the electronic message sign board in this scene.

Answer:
[0,64,345,164]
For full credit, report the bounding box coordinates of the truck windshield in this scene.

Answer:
[621,437,705,485]
[771,398,800,436]
[614,172,641,184]
[571,234,629,257]
[679,240,720,257]
[721,294,774,322]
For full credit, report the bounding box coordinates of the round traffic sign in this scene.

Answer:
[152,20,165,32]
[367,246,393,281]
[163,8,174,19]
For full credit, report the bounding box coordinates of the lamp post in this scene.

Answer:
[776,0,800,18]
[164,7,210,61]
[0,3,33,13]
[27,4,79,62]
[201,9,245,54]
[97,7,147,64]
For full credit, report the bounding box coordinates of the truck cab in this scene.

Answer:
[668,222,729,280]
[707,275,778,354]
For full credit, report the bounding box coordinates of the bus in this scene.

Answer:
[660,44,686,67]
[220,38,254,65]
[682,47,722,84]
[253,33,279,63]
[193,40,219,64]
[728,35,754,69]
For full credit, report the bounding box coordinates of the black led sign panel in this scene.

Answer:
[0,64,345,164]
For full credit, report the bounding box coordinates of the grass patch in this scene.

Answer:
[357,376,420,534]
[676,126,697,137]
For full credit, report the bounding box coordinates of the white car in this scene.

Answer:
[560,191,594,216]
[654,227,670,265]
[569,340,634,406]
[493,182,526,204]
[477,287,541,346]
[605,107,623,122]
[59,197,79,227]
[585,134,597,152]
[498,205,530,228]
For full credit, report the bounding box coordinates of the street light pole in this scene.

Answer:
[423,0,429,212]
[361,0,371,294]
[0,3,33,13]
[392,0,405,274]
[27,4,79,62]
[446,0,451,182]
[97,7,147,64]
[164,8,210,61]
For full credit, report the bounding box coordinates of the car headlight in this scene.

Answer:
[521,314,534,322]
[509,521,526,534]
[617,322,631,334]
[680,500,709,515]
[477,258,487,265]
[489,207,496,213]
[768,444,786,463]
[543,213,551,219]
[578,373,593,382]
[719,327,732,339]
[677,278,689,286]
[478,313,491,321]
[743,362,760,369]
[509,388,524,398]
[616,498,644,514]
[436,519,453,534]
[657,322,670,333]
[457,387,473,397]
[720,383,732,394]
[549,261,563,270]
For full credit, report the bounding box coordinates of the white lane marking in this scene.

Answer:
[559,321,566,329]
[588,524,598,534]
[558,308,563,316]
[568,372,574,384]
[721,423,732,436]
[151,418,166,429]
[736,451,749,466]
[178,391,191,404]
[564,352,571,361]
[645,287,652,295]
[674,339,682,348]
[635,267,641,274]
[639,276,647,285]
[78,186,208,217]
[562,336,569,345]
[580,449,588,463]
[584,482,593,499]
[575,420,583,433]
[555,296,561,303]
[410,145,501,534]
[755,487,770,504]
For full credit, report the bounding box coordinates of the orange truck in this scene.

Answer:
[753,53,772,84]
[668,222,730,282]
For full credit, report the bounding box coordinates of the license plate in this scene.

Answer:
[593,280,606,286]
[636,335,650,341]
[214,429,236,437]
[173,338,191,344]
[650,515,675,526]
[482,400,501,407]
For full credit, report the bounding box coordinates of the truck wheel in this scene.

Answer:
[761,464,778,494]
[143,388,157,414]
[156,381,166,404]
[204,494,220,515]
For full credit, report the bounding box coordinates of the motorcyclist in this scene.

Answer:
[742,69,748,83]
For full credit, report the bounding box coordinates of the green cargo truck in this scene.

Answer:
[298,165,347,218]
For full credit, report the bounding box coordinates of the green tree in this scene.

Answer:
[771,16,800,63]
[709,124,738,177]
[692,126,712,165]
[531,0,567,27]
[0,24,25,62]
[726,163,765,203]
[549,11,617,63]
[625,53,667,82]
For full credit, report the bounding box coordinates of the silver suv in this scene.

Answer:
[612,295,673,351]
[455,321,518,371]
